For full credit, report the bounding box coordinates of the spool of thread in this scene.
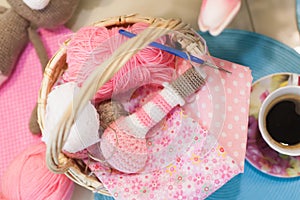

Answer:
[100,66,207,173]
[1,142,74,200]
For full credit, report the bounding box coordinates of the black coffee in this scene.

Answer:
[266,97,300,146]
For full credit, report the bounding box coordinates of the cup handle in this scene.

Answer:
[287,73,300,114]
[288,73,300,86]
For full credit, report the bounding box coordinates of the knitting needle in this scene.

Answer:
[119,29,231,74]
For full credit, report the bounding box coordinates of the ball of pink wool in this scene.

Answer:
[63,23,175,102]
[0,193,6,200]
[1,142,74,200]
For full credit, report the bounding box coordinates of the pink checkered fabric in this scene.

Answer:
[0,26,72,190]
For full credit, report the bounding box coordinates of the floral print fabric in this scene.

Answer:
[88,57,252,199]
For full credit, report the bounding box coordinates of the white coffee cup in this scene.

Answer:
[258,85,300,156]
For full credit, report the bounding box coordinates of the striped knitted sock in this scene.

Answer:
[100,66,206,173]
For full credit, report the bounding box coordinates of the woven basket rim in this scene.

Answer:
[37,14,205,195]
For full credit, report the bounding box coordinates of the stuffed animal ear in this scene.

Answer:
[23,0,50,10]
[198,0,241,36]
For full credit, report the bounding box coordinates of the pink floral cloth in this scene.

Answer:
[0,26,72,189]
[88,57,252,199]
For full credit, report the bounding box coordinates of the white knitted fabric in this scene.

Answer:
[122,86,184,139]
[23,0,50,10]
[141,101,167,125]
[43,82,100,153]
[161,83,185,106]
[120,115,149,138]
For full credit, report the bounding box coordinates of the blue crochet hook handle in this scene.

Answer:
[119,29,231,74]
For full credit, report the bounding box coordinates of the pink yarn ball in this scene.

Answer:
[1,142,74,200]
[0,193,6,200]
[63,22,176,102]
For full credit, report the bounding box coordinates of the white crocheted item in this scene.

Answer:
[23,0,50,10]
[43,82,100,153]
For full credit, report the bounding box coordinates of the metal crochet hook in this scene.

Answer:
[119,29,232,74]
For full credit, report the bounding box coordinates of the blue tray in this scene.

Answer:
[202,29,300,200]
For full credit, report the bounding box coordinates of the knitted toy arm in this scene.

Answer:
[28,25,50,135]
[0,10,30,86]
[28,26,49,70]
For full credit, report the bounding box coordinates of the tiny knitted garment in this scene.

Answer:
[100,66,207,173]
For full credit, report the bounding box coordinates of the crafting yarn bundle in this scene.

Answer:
[1,142,74,200]
[63,22,176,102]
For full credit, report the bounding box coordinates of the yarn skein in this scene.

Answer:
[63,22,176,102]
[1,142,74,200]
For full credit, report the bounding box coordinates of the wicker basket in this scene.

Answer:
[37,14,206,195]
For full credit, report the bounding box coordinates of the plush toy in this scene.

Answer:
[0,0,79,134]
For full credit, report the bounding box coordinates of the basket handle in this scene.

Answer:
[46,16,190,173]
